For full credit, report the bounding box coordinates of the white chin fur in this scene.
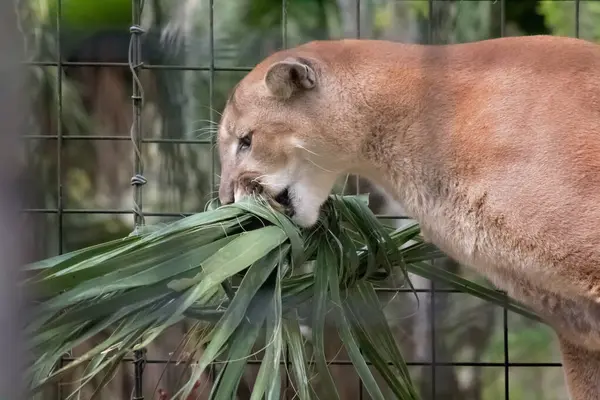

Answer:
[288,185,327,228]
[291,206,320,228]
[254,166,334,228]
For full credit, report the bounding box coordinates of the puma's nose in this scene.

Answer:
[218,180,234,205]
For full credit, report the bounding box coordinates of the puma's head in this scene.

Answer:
[217,44,364,227]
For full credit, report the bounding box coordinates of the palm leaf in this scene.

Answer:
[282,314,312,400]
[24,194,540,399]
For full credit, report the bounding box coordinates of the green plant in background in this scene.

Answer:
[25,195,539,400]
[19,0,212,254]
[539,0,600,42]
[43,0,131,29]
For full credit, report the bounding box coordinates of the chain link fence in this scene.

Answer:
[20,0,585,398]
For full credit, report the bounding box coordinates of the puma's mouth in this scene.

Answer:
[273,187,295,217]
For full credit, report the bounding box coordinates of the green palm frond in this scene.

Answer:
[25,194,539,399]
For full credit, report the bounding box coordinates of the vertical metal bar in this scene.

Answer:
[429,278,436,399]
[209,0,216,195]
[56,0,64,397]
[427,1,436,398]
[56,0,63,254]
[575,0,580,38]
[355,0,363,397]
[356,0,361,39]
[131,1,144,229]
[208,0,218,387]
[281,0,291,395]
[500,0,506,38]
[282,0,288,49]
[500,1,509,397]
[428,0,434,44]
[354,0,361,198]
[130,0,146,398]
[503,302,509,400]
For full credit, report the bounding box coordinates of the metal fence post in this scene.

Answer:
[130,0,147,398]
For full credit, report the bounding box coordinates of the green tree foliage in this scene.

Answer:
[539,0,600,41]
[45,0,131,30]
[505,0,550,36]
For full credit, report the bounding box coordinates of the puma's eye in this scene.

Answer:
[238,133,252,151]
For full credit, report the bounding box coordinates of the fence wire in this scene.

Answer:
[22,0,584,398]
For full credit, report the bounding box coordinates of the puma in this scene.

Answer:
[217,35,600,399]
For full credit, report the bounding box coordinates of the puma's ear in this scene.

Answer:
[264,57,316,99]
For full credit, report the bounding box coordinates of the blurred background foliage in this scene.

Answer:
[18,0,588,398]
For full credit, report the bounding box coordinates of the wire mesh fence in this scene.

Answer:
[20,0,586,398]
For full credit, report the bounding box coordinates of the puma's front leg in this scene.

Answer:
[559,336,600,400]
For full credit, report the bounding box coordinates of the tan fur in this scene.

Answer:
[218,35,600,399]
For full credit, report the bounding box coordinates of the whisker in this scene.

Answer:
[198,105,223,117]
[251,175,288,190]
[294,143,321,157]
[306,157,335,173]
[177,126,219,141]
[193,131,218,141]
[191,127,219,134]
[340,174,351,194]
[189,118,219,125]
[294,142,337,173]
[190,127,218,135]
